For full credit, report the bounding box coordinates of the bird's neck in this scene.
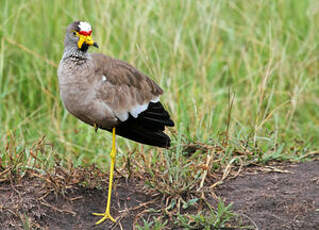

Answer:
[62,47,89,64]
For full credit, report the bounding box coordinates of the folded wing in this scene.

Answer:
[92,53,174,148]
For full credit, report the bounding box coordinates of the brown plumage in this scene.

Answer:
[58,21,174,148]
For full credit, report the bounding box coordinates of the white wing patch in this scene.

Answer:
[150,97,160,103]
[130,103,149,118]
[79,21,92,32]
[102,75,107,82]
[115,99,160,122]
[115,112,129,122]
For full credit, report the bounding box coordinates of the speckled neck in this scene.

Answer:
[62,46,89,64]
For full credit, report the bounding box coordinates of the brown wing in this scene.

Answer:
[91,53,174,148]
[92,53,162,115]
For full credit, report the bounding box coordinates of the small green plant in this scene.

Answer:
[175,200,236,229]
[136,217,168,230]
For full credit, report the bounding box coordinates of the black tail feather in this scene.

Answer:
[115,125,171,147]
[141,102,174,127]
[111,102,174,148]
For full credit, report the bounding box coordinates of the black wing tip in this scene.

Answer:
[165,139,171,148]
[167,119,175,127]
[114,127,172,148]
[159,134,171,148]
[156,136,172,148]
[108,101,174,148]
[143,101,175,127]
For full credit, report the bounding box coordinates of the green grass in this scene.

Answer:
[1,0,318,168]
[176,200,238,230]
[1,0,319,227]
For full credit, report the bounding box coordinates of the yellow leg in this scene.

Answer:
[92,127,117,224]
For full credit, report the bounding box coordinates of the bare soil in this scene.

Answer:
[215,161,319,230]
[0,161,318,230]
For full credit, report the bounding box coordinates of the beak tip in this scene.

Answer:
[93,42,99,48]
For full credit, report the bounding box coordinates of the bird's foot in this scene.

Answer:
[92,211,116,224]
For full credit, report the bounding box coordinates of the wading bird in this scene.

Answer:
[57,21,174,224]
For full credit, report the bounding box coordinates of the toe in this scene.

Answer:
[92,212,105,216]
[92,212,116,224]
[96,216,108,225]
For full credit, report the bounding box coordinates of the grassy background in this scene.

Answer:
[1,0,319,172]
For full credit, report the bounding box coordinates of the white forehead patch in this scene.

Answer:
[79,21,92,32]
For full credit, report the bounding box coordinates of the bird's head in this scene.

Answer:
[64,21,99,52]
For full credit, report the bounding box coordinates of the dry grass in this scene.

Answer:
[1,0,319,228]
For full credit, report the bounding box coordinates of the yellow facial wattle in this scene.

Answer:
[75,32,97,49]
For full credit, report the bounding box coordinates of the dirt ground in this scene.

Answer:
[0,161,318,230]
[215,161,319,230]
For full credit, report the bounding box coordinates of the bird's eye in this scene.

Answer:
[72,31,77,36]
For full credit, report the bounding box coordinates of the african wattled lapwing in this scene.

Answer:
[57,21,174,224]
